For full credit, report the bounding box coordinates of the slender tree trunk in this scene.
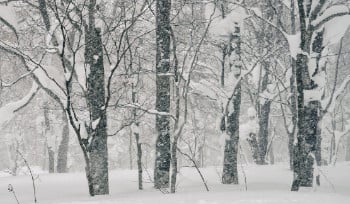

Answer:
[257,70,271,164]
[154,0,171,189]
[247,133,259,163]
[129,131,133,170]
[48,146,55,173]
[135,131,142,190]
[43,102,55,173]
[258,101,271,164]
[288,0,297,171]
[132,84,143,190]
[346,136,350,161]
[57,111,69,173]
[170,140,178,193]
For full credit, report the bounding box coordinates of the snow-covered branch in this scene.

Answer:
[0,83,39,127]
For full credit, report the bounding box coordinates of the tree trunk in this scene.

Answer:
[346,135,350,161]
[48,146,55,173]
[129,131,133,170]
[222,21,242,185]
[43,102,54,173]
[291,3,325,189]
[257,90,271,165]
[57,111,69,173]
[170,140,178,193]
[288,0,297,171]
[135,131,143,190]
[132,84,143,190]
[154,0,171,189]
[292,60,320,190]
[222,82,241,184]
[84,2,109,194]
[247,133,259,163]
[288,132,295,170]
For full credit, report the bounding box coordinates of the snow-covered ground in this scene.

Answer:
[1,163,350,204]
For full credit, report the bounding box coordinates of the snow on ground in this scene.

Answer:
[0,163,350,204]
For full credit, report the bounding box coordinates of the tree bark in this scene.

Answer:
[222,82,241,184]
[222,22,242,185]
[132,84,143,190]
[135,131,143,190]
[257,70,271,164]
[291,1,327,190]
[154,0,172,189]
[57,110,69,173]
[84,1,109,194]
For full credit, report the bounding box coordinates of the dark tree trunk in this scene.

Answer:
[315,126,322,166]
[135,131,142,190]
[84,1,109,194]
[257,100,271,164]
[57,111,69,173]
[288,132,295,170]
[291,53,320,191]
[222,82,241,184]
[154,0,171,189]
[291,1,326,190]
[170,139,178,193]
[257,70,271,164]
[222,22,242,185]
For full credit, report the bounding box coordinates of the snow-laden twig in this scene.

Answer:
[0,83,39,127]
[118,103,176,120]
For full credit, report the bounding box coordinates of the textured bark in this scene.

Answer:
[57,111,69,173]
[257,70,271,164]
[84,1,109,194]
[222,22,242,185]
[170,140,178,193]
[291,0,328,190]
[222,82,241,184]
[154,0,171,189]
[292,53,319,190]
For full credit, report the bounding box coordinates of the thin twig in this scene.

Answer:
[177,148,209,191]
[16,150,37,203]
[8,184,20,204]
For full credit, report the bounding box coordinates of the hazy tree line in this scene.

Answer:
[1,0,350,196]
